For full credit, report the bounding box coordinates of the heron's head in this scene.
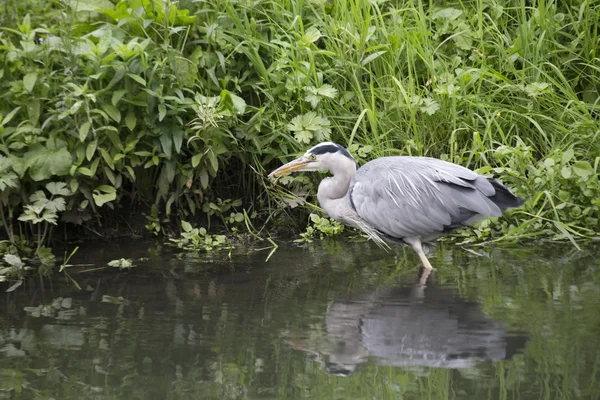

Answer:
[269,142,356,178]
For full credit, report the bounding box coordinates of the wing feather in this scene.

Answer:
[350,156,502,241]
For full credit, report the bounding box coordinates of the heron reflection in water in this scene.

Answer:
[283,271,528,376]
[270,142,523,281]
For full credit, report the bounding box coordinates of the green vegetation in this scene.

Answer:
[1,0,599,265]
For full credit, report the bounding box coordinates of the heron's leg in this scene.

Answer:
[404,237,435,271]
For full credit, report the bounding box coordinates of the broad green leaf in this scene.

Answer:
[562,148,575,164]
[86,140,97,161]
[27,100,40,123]
[92,185,116,207]
[101,103,121,123]
[160,133,172,159]
[207,150,218,173]
[106,167,117,185]
[3,254,24,268]
[433,8,463,20]
[44,197,66,212]
[524,82,552,98]
[111,89,127,106]
[220,90,246,114]
[287,112,331,143]
[572,161,594,178]
[99,148,115,170]
[191,153,202,168]
[199,168,208,189]
[106,130,123,151]
[304,84,338,108]
[158,104,167,121]
[173,128,183,154]
[419,98,440,116]
[127,73,146,86]
[23,72,37,93]
[301,27,321,45]
[125,110,136,131]
[46,182,70,196]
[79,121,91,142]
[107,66,126,89]
[229,93,246,114]
[23,141,72,181]
[125,165,136,181]
[1,107,21,127]
[181,221,193,232]
[77,167,94,176]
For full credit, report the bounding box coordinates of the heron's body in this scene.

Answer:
[270,142,523,273]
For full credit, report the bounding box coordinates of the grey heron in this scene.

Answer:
[269,142,523,272]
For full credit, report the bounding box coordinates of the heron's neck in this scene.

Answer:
[318,160,356,201]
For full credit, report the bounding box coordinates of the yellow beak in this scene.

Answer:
[268,157,310,178]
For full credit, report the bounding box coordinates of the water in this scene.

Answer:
[0,239,599,399]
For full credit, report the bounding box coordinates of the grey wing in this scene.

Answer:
[350,157,503,242]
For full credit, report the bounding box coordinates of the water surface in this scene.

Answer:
[1,239,599,399]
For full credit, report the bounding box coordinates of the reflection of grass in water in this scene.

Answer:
[0,244,598,399]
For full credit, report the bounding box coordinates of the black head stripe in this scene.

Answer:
[308,143,355,161]
[335,144,355,160]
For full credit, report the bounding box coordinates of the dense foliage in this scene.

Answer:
[0,0,599,260]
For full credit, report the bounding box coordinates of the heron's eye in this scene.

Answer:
[308,154,317,161]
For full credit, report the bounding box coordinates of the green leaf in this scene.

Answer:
[433,8,463,20]
[207,150,218,173]
[1,106,21,127]
[125,110,136,131]
[220,90,246,114]
[111,89,127,106]
[160,133,172,159]
[127,73,146,86]
[3,254,24,268]
[173,128,183,154]
[92,185,116,207]
[158,104,167,121]
[106,130,123,150]
[23,140,72,181]
[562,148,575,164]
[44,197,66,212]
[419,97,440,116]
[181,221,193,233]
[572,161,594,178]
[101,103,121,123]
[524,82,552,98]
[46,182,70,196]
[99,148,115,170]
[79,121,91,142]
[191,153,202,168]
[23,72,37,93]
[361,50,387,66]
[561,166,572,179]
[300,27,321,45]
[199,168,208,189]
[305,85,338,108]
[86,140,97,161]
[287,112,331,143]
